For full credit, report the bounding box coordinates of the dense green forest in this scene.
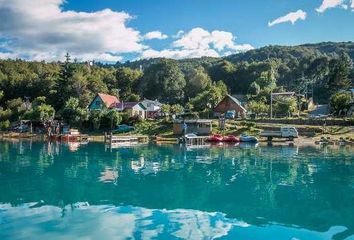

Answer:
[122,42,354,101]
[0,42,353,129]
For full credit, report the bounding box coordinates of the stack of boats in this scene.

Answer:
[206,134,258,143]
[50,128,88,143]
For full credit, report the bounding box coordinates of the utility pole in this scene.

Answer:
[270,92,273,119]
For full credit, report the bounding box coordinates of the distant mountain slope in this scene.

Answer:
[224,42,354,64]
[122,42,354,69]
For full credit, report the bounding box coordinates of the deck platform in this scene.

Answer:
[183,136,208,146]
[104,132,149,146]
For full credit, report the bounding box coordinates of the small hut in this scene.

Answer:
[173,119,212,135]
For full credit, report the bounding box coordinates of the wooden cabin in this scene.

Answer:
[214,95,247,118]
[173,119,212,135]
[88,93,119,110]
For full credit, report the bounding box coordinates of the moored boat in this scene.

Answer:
[240,134,258,143]
[207,134,223,142]
[222,135,239,143]
[60,128,88,142]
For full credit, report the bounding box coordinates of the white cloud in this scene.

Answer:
[141,28,253,59]
[0,1,253,62]
[0,0,145,62]
[144,31,168,40]
[141,48,220,59]
[172,30,185,38]
[0,52,20,59]
[268,10,307,27]
[315,0,349,12]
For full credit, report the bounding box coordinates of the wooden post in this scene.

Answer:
[270,92,273,119]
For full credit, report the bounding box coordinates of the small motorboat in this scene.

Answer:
[185,133,197,138]
[239,142,259,149]
[240,134,258,143]
[207,134,223,142]
[222,135,239,143]
[61,128,88,142]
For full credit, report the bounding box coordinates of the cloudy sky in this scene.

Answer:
[0,0,353,62]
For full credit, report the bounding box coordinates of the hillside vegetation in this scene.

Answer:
[0,42,353,130]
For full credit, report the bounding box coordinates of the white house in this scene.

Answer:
[116,102,146,119]
[140,99,162,119]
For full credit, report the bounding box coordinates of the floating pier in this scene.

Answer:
[60,134,88,142]
[104,132,149,146]
[183,135,208,146]
[155,136,179,144]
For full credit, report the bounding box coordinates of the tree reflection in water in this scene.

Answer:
[0,141,353,239]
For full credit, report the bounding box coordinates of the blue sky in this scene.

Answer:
[0,0,353,62]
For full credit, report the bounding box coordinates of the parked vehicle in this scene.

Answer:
[113,124,135,133]
[222,135,239,143]
[260,126,298,141]
[207,134,223,142]
[309,114,329,119]
[11,124,28,133]
[240,134,258,143]
[225,110,236,119]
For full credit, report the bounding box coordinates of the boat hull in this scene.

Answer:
[240,136,258,143]
[207,135,223,142]
[222,135,239,143]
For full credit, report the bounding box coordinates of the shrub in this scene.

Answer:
[330,92,352,116]
[0,120,10,130]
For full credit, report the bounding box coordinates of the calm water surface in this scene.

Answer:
[0,141,353,240]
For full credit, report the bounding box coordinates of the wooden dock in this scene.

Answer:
[183,136,208,146]
[155,136,179,144]
[104,132,149,146]
[54,134,88,142]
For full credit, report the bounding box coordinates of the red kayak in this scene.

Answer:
[207,134,223,142]
[222,135,239,143]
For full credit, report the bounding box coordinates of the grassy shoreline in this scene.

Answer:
[1,120,353,144]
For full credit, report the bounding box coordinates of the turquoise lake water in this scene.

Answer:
[0,141,353,240]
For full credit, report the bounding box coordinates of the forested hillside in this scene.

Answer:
[122,42,354,102]
[0,42,353,118]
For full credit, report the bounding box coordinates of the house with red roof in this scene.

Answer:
[88,93,119,110]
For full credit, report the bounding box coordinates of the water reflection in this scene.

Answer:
[0,203,350,240]
[0,141,353,239]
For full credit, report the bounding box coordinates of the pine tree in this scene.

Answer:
[327,53,353,94]
[55,53,75,110]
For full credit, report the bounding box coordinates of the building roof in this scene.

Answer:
[233,94,247,104]
[174,119,212,124]
[97,93,119,108]
[141,99,162,105]
[271,92,296,97]
[141,99,162,107]
[140,99,162,111]
[219,94,247,112]
[117,102,146,110]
